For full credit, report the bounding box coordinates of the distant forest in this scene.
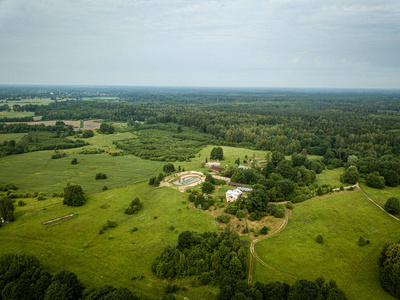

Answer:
[2,86,400,160]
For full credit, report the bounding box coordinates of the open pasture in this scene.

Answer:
[0,183,219,298]
[253,191,400,300]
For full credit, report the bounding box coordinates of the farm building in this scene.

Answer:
[210,165,226,173]
[238,165,251,169]
[226,189,242,202]
[228,182,243,187]
[237,187,253,192]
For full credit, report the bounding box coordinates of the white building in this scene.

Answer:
[226,189,242,202]
[238,165,251,169]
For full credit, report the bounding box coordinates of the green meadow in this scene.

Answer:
[253,191,400,300]
[314,167,345,188]
[0,183,219,299]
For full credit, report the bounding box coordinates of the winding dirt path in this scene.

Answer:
[248,208,295,284]
[247,182,399,285]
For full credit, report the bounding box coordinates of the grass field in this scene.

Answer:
[0,150,164,194]
[0,132,27,143]
[0,111,35,118]
[359,181,400,217]
[0,98,69,106]
[315,167,345,188]
[0,183,219,299]
[253,191,400,300]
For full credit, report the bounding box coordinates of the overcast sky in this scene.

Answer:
[0,0,399,88]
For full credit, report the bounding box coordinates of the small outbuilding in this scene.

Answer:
[210,166,226,173]
[226,189,242,202]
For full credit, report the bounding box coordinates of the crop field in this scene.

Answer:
[0,183,219,298]
[252,191,400,300]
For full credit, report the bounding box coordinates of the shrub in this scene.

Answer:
[217,214,230,223]
[95,172,107,180]
[188,194,195,202]
[17,200,26,206]
[249,211,262,221]
[236,210,246,218]
[286,201,293,209]
[384,197,400,215]
[358,236,370,246]
[125,197,142,214]
[71,158,78,165]
[260,226,270,235]
[202,181,214,193]
[316,235,324,244]
[224,203,238,215]
[102,186,108,191]
[37,195,46,201]
[241,227,249,234]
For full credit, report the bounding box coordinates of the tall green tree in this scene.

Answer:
[0,197,15,222]
[63,184,85,206]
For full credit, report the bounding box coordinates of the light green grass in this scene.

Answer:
[359,181,400,217]
[315,167,345,188]
[0,111,35,118]
[0,151,163,194]
[0,98,69,106]
[178,145,270,172]
[0,183,219,299]
[0,133,27,143]
[253,191,400,300]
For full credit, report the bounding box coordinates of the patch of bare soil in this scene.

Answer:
[42,214,76,225]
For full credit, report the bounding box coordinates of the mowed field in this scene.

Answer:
[0,183,220,299]
[252,191,400,300]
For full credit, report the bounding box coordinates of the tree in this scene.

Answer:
[340,166,359,185]
[384,197,400,215]
[210,147,223,160]
[163,163,175,173]
[178,231,194,249]
[177,125,183,133]
[288,280,322,300]
[202,181,214,193]
[0,197,15,222]
[316,235,324,244]
[379,243,400,298]
[366,172,385,189]
[383,170,399,187]
[99,123,115,134]
[82,129,94,138]
[205,173,215,184]
[71,158,78,165]
[63,184,85,206]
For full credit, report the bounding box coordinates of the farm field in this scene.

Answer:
[252,191,400,300]
[0,132,27,143]
[0,183,219,299]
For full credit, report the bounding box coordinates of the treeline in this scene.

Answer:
[30,88,400,160]
[0,254,150,300]
[0,131,87,157]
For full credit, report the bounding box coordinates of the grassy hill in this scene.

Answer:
[0,183,219,298]
[253,191,400,300]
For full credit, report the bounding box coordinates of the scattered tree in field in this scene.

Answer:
[71,158,78,165]
[210,147,223,160]
[63,184,85,206]
[82,129,94,138]
[384,197,400,215]
[316,235,324,244]
[260,226,270,235]
[379,243,400,298]
[0,197,15,222]
[125,197,142,214]
[163,163,175,173]
[95,172,107,180]
[98,123,115,134]
[188,194,195,202]
[358,236,370,246]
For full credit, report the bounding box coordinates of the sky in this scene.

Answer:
[0,0,399,89]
